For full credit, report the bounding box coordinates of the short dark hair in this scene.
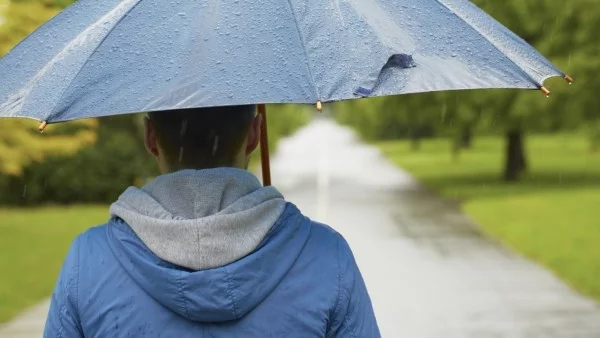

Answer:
[148,105,256,170]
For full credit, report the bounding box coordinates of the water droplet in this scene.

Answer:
[212,136,220,155]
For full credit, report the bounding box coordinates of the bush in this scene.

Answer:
[0,115,157,205]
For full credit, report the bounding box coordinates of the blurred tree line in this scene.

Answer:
[335,0,600,181]
[0,0,310,205]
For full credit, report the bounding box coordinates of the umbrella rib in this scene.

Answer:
[45,0,144,122]
[432,0,543,88]
[283,0,319,101]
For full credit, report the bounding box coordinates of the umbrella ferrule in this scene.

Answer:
[564,75,574,84]
[316,101,323,112]
[540,86,551,97]
[38,121,47,132]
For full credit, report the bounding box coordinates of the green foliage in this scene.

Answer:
[0,119,98,175]
[0,115,157,205]
[0,205,106,323]
[0,0,94,176]
[335,95,439,141]
[472,0,600,131]
[378,134,600,300]
[335,0,600,176]
[0,1,58,56]
[47,0,75,9]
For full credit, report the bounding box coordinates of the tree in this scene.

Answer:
[472,0,600,180]
[335,94,439,149]
[335,0,600,181]
[0,0,96,176]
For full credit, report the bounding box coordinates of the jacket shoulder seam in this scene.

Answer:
[331,233,344,334]
[177,270,192,319]
[223,267,240,319]
[333,233,359,338]
[74,235,81,327]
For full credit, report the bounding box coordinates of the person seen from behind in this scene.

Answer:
[44,105,380,337]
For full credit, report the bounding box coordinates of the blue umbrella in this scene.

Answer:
[0,0,571,184]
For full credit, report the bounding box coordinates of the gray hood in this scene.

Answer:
[110,168,286,270]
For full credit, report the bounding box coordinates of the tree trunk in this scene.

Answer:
[409,126,421,151]
[504,129,527,181]
[451,140,461,161]
[460,123,473,149]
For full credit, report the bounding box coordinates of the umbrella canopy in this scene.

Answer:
[0,0,569,124]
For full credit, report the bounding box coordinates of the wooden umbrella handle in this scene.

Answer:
[258,104,271,186]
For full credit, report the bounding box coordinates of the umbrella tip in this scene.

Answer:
[540,86,551,97]
[564,74,574,85]
[38,121,47,132]
[316,101,323,112]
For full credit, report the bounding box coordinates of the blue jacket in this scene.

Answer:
[44,203,380,337]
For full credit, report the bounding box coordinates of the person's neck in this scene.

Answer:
[163,164,246,175]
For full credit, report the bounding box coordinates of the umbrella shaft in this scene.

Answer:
[258,104,271,186]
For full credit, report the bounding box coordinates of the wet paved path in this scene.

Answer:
[270,118,600,337]
[2,118,600,337]
[0,300,49,338]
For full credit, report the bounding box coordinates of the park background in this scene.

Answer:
[0,0,599,326]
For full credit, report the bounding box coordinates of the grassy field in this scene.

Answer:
[0,206,107,323]
[378,134,600,301]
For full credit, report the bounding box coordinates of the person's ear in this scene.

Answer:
[144,116,160,157]
[245,113,262,155]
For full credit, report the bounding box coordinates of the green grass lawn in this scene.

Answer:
[0,206,107,323]
[378,134,600,301]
